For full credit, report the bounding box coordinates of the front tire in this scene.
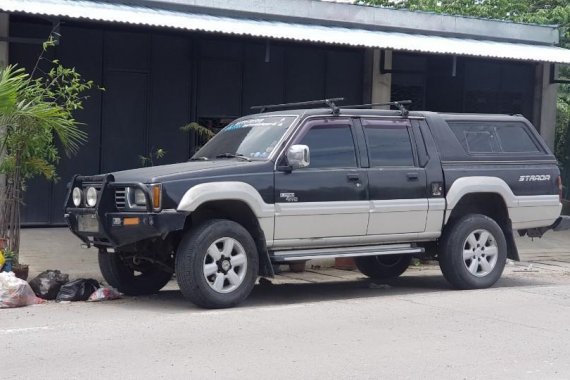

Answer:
[175,219,259,309]
[355,254,412,280]
[439,214,507,290]
[98,251,172,296]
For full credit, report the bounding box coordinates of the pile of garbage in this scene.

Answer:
[1,269,121,308]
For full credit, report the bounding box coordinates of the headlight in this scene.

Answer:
[72,187,82,207]
[123,185,161,210]
[86,187,98,207]
[134,189,146,206]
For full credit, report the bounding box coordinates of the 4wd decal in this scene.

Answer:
[519,175,551,182]
[280,192,298,202]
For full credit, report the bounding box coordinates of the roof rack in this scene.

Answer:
[251,97,344,115]
[341,100,412,117]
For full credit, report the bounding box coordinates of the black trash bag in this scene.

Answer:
[29,270,70,300]
[56,279,100,302]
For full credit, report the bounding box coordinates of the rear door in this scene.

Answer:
[273,117,369,240]
[360,118,428,235]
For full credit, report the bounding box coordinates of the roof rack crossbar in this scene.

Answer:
[251,97,344,114]
[341,100,412,117]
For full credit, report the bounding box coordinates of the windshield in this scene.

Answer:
[193,116,296,160]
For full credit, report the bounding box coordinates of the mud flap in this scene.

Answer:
[503,219,520,262]
[552,216,570,232]
[254,227,274,278]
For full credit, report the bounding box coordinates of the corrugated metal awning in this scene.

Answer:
[3,0,570,64]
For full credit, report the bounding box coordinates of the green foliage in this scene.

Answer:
[2,247,14,261]
[137,123,214,167]
[0,30,97,260]
[139,147,166,167]
[360,0,569,35]
[180,122,215,140]
[556,93,570,198]
[0,35,95,181]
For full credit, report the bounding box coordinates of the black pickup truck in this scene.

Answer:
[64,100,570,308]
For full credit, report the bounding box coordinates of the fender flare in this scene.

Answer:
[446,176,517,213]
[176,181,274,217]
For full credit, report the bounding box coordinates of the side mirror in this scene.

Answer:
[287,144,310,170]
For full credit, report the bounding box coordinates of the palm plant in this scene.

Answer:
[0,39,95,264]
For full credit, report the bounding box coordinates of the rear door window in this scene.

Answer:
[362,120,415,167]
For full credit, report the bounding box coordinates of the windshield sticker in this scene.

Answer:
[224,117,293,131]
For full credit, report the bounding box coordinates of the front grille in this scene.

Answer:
[115,188,126,211]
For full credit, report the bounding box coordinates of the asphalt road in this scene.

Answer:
[2,267,570,380]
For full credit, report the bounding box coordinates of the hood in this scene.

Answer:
[110,160,257,183]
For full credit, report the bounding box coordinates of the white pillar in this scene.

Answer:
[371,49,392,106]
[0,13,7,68]
[539,63,558,150]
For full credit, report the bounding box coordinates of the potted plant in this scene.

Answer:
[2,247,14,274]
[0,32,97,275]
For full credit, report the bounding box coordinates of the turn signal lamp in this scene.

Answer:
[151,184,162,211]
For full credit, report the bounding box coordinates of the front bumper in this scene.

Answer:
[64,174,186,248]
[65,209,187,248]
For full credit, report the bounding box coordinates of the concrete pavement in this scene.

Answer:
[18,227,570,282]
[1,228,569,379]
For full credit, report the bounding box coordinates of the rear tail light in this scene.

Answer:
[557,175,563,202]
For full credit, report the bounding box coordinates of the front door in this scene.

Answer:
[274,117,369,240]
[360,118,428,235]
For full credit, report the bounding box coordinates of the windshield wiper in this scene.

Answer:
[215,153,252,162]
[189,156,209,161]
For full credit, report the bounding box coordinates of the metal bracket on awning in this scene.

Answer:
[0,36,44,45]
[550,63,570,84]
[379,50,427,75]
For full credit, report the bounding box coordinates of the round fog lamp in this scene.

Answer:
[72,187,82,207]
[86,187,98,207]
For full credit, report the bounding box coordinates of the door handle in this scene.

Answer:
[347,173,360,182]
[407,172,419,181]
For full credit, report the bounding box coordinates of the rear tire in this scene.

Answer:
[98,251,172,296]
[175,219,259,309]
[355,254,412,280]
[439,214,507,290]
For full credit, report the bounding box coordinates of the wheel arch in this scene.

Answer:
[182,198,274,277]
[444,190,519,261]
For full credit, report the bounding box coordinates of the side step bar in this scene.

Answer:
[271,244,424,262]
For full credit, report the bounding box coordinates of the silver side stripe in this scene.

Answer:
[275,201,369,216]
[277,199,434,215]
[370,199,428,213]
[428,198,446,210]
[517,195,559,207]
